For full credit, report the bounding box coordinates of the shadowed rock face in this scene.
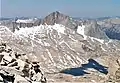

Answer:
[0,19,41,32]
[97,18,120,40]
[12,19,41,32]
[84,21,109,39]
[101,24,120,40]
[12,22,34,32]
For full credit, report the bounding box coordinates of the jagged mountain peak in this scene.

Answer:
[42,11,70,25]
[41,11,78,29]
[46,11,69,19]
[51,11,64,16]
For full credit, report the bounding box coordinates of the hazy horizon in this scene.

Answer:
[1,0,120,18]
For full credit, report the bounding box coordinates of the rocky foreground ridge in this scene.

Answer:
[0,42,46,83]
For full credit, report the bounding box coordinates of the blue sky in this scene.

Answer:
[1,0,120,18]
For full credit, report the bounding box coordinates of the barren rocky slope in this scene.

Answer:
[0,12,120,82]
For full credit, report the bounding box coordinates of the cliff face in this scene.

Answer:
[98,18,120,40]
[84,21,109,39]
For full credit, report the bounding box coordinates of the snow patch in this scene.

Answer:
[52,24,66,34]
[15,24,65,37]
[77,25,87,40]
[90,37,104,44]
[59,40,65,45]
[44,42,50,46]
[101,46,106,51]
[46,49,55,65]
[16,19,34,23]
[94,38,104,44]
[14,25,45,37]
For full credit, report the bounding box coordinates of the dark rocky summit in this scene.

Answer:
[42,11,77,29]
[42,11,69,25]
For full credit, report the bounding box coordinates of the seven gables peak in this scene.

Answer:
[42,11,77,29]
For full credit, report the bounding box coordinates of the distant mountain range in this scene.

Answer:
[1,15,120,21]
[1,11,120,40]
